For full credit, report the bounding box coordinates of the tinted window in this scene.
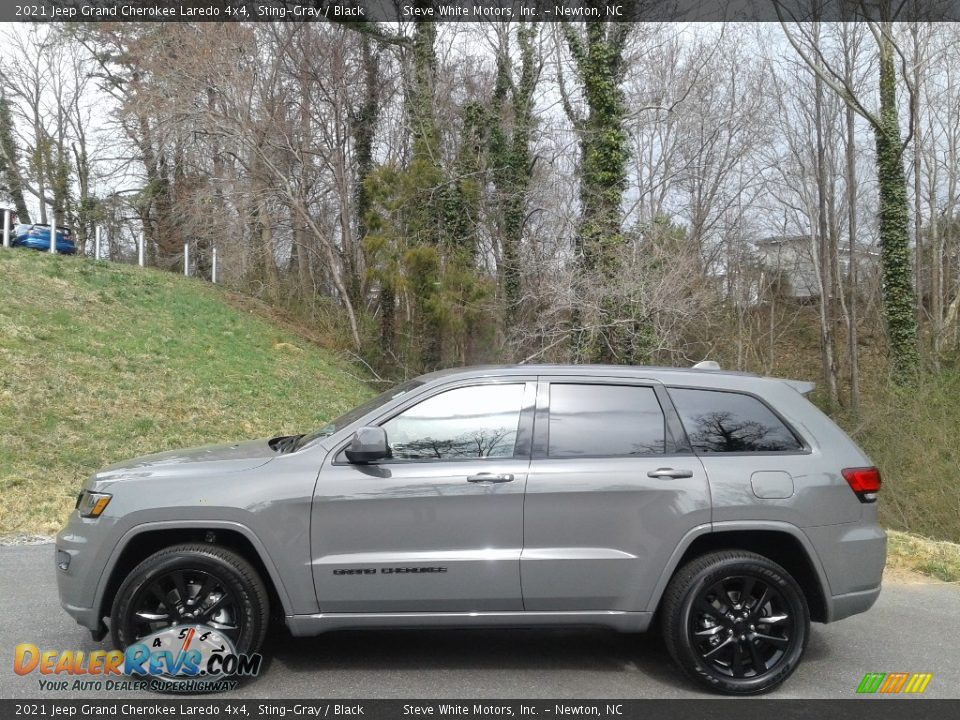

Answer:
[548,384,665,457]
[669,388,803,453]
[383,384,524,460]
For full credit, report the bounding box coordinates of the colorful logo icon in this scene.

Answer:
[856,672,933,694]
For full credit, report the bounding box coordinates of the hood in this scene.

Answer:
[93,438,277,483]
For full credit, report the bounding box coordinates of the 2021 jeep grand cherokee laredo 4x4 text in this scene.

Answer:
[56,364,886,694]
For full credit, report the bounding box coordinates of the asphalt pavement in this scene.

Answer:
[1,544,957,699]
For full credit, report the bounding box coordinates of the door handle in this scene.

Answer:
[466,473,514,483]
[647,468,694,480]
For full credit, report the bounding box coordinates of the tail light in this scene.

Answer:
[842,466,881,503]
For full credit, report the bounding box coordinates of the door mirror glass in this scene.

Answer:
[345,426,390,464]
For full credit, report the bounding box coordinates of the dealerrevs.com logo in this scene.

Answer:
[15,624,261,693]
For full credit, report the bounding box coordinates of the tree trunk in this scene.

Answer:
[813,47,839,409]
[843,28,861,412]
[875,23,920,383]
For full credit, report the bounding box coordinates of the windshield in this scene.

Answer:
[295,379,424,449]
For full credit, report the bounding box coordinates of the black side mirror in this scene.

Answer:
[345,426,390,464]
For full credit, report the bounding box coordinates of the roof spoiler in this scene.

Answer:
[783,379,816,395]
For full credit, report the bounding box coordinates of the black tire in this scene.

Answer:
[660,550,809,695]
[110,543,269,658]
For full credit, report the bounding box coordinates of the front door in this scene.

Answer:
[312,380,535,613]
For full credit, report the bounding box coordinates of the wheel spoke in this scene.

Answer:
[193,575,216,608]
[171,571,189,607]
[149,584,171,610]
[694,625,725,637]
[754,632,790,649]
[760,613,790,624]
[749,587,772,619]
[135,610,170,622]
[730,642,745,678]
[740,577,756,606]
[747,639,766,674]
[702,636,734,659]
[199,591,230,620]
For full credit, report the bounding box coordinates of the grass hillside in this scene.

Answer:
[0,250,372,535]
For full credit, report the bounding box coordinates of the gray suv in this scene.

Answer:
[56,364,886,694]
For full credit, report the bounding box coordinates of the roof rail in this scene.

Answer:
[692,360,721,370]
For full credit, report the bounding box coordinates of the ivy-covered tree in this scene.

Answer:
[561,20,635,363]
[779,13,920,384]
[489,24,539,329]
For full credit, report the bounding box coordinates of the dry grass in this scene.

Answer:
[0,250,373,535]
[886,530,960,583]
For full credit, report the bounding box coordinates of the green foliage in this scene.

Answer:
[363,147,492,373]
[874,33,920,384]
[488,25,538,328]
[0,250,371,534]
[564,23,634,363]
[839,371,960,543]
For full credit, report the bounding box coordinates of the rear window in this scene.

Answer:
[669,388,803,453]
[548,384,665,457]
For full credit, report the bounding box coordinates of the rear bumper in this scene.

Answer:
[804,521,886,622]
[828,584,881,622]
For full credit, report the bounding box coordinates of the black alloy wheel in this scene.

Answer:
[661,550,810,695]
[691,574,796,679]
[111,543,269,656]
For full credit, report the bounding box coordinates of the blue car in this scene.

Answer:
[11,223,76,254]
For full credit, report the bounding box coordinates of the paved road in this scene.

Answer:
[1,544,957,699]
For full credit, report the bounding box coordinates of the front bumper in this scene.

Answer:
[55,513,112,639]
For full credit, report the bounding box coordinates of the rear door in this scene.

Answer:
[312,378,535,613]
[521,377,710,612]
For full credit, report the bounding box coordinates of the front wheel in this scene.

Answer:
[660,550,810,695]
[110,543,269,657]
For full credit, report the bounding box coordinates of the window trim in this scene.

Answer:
[533,377,692,460]
[665,385,812,456]
[332,378,537,466]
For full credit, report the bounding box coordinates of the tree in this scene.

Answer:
[489,23,540,330]
[779,9,920,383]
[559,20,635,362]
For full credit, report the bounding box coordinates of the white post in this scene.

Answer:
[49,211,57,254]
[138,232,145,267]
[212,247,218,284]
[2,209,10,249]
[184,243,190,276]
[94,226,101,260]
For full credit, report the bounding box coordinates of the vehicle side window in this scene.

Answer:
[548,384,665,458]
[382,384,525,461]
[669,388,803,453]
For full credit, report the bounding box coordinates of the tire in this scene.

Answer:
[110,543,269,658]
[660,550,809,695]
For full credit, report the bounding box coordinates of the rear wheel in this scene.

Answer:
[110,543,269,656]
[660,550,809,695]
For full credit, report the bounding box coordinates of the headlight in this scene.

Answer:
[76,491,112,518]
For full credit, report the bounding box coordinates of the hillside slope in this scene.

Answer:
[0,250,372,535]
